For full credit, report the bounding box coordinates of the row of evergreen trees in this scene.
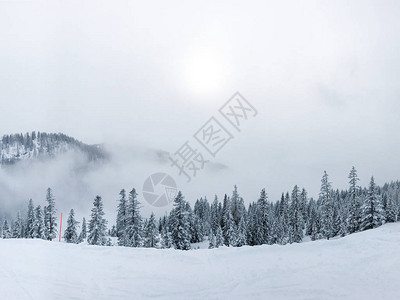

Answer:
[0,131,106,165]
[1,167,399,250]
[1,188,58,241]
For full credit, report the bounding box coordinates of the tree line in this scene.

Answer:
[1,167,399,250]
[0,131,106,165]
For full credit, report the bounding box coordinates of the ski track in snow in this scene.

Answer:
[1,223,400,300]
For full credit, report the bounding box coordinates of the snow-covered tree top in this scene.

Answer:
[0,131,107,165]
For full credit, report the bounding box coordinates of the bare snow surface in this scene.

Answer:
[1,223,400,300]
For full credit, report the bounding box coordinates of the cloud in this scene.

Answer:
[1,0,400,220]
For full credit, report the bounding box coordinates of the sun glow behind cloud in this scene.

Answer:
[181,36,232,96]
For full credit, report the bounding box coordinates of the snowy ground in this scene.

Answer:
[1,224,400,300]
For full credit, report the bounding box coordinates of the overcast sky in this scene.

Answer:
[1,0,400,212]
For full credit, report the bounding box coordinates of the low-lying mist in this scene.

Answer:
[0,142,233,226]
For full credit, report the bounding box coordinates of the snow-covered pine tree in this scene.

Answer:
[234,216,247,247]
[87,196,108,246]
[222,194,235,246]
[33,205,45,239]
[188,205,201,243]
[246,203,259,246]
[361,177,385,231]
[170,191,191,250]
[309,205,321,241]
[144,212,159,248]
[12,211,23,238]
[208,233,216,249]
[338,200,348,237]
[331,190,341,237]
[161,228,173,249]
[385,191,397,223]
[269,212,280,244]
[278,193,290,244]
[44,188,57,241]
[210,195,220,235]
[116,189,127,246]
[319,171,334,240]
[64,209,79,243]
[290,185,304,243]
[305,198,321,241]
[125,188,143,247]
[215,225,223,247]
[2,219,11,239]
[231,185,241,226]
[78,217,87,243]
[257,188,270,244]
[347,166,361,233]
[26,199,35,238]
[232,187,246,230]
[193,197,210,240]
[299,188,308,228]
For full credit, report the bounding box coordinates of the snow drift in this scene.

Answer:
[1,223,400,299]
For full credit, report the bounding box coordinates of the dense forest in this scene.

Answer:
[1,167,399,250]
[0,132,106,165]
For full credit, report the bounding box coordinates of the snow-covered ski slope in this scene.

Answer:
[1,223,400,300]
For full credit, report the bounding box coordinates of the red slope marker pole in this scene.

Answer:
[59,212,63,242]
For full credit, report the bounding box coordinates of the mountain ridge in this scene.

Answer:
[0,131,107,166]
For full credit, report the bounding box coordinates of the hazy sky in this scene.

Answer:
[1,0,400,215]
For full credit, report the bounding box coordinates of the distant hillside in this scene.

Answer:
[0,132,107,165]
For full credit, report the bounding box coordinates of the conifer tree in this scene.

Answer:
[338,202,348,237]
[309,206,321,241]
[144,212,159,248]
[320,171,334,239]
[210,195,220,234]
[125,188,143,247]
[170,191,191,250]
[361,177,385,231]
[33,205,45,239]
[347,167,361,233]
[270,215,280,245]
[300,188,308,227]
[87,196,108,246]
[12,212,23,238]
[257,188,270,244]
[385,192,397,223]
[116,189,127,245]
[290,185,304,243]
[26,199,35,238]
[188,207,201,243]
[161,228,173,249]
[215,225,224,247]
[64,209,79,243]
[246,203,259,246]
[208,233,216,249]
[78,217,87,243]
[44,188,57,241]
[235,216,247,247]
[222,194,235,246]
[231,185,241,226]
[279,193,290,244]
[2,219,11,239]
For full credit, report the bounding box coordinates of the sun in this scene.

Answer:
[182,47,230,95]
